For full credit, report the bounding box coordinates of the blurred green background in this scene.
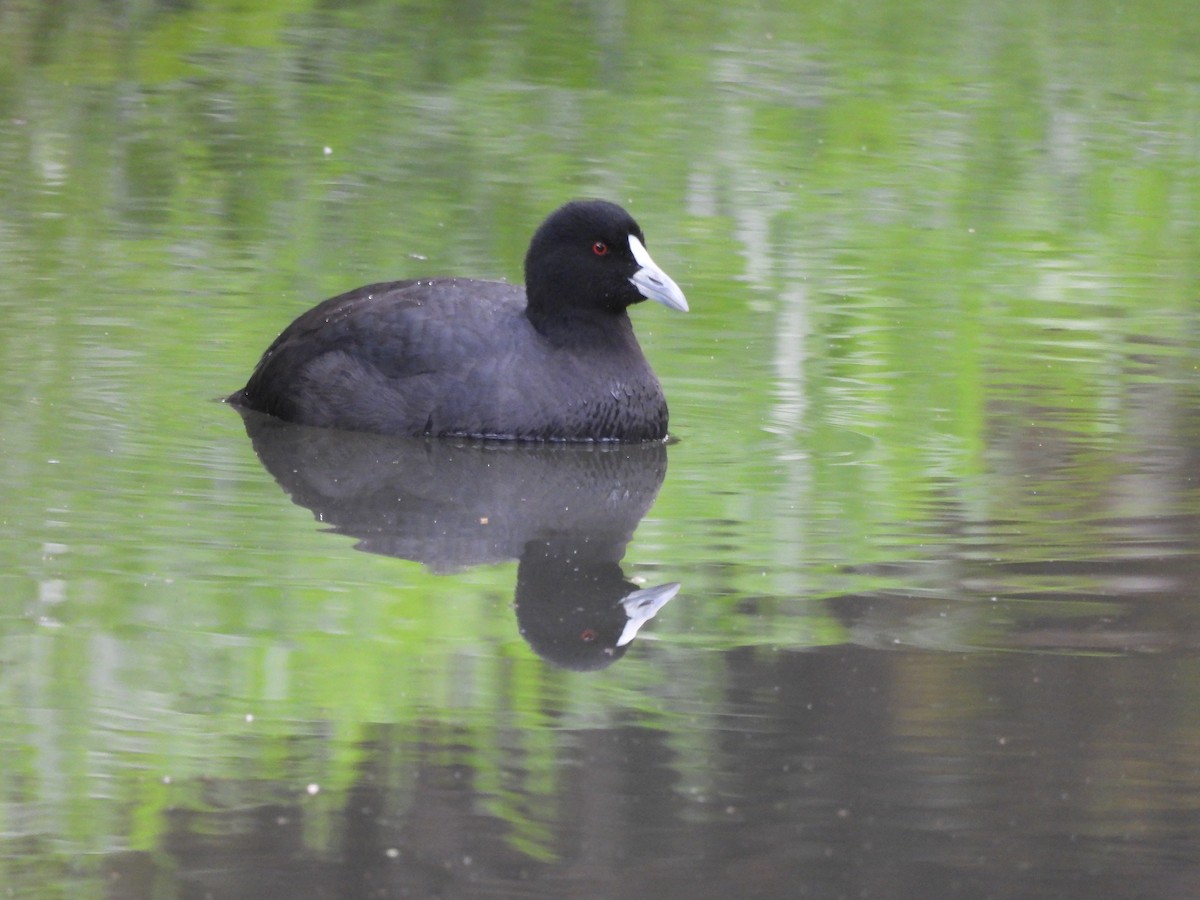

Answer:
[2,0,1199,896]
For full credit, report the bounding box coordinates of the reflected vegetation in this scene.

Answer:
[238,409,679,668]
[2,0,1200,897]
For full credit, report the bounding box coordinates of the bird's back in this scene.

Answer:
[229,278,667,440]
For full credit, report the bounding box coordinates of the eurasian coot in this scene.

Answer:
[227,200,688,441]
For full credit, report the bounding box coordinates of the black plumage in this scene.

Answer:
[228,200,688,441]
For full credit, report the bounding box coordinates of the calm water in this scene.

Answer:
[3,2,1200,898]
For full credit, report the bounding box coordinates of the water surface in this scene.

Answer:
[2,1,1199,897]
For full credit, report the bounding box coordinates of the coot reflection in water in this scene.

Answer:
[235,409,679,669]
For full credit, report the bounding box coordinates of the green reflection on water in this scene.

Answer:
[1,0,1199,893]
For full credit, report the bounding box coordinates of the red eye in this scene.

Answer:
[580,628,598,642]
[592,241,609,256]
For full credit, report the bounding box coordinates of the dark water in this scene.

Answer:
[2,2,1200,898]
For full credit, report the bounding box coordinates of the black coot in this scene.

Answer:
[227,200,688,441]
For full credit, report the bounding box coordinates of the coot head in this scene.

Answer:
[523,200,688,324]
